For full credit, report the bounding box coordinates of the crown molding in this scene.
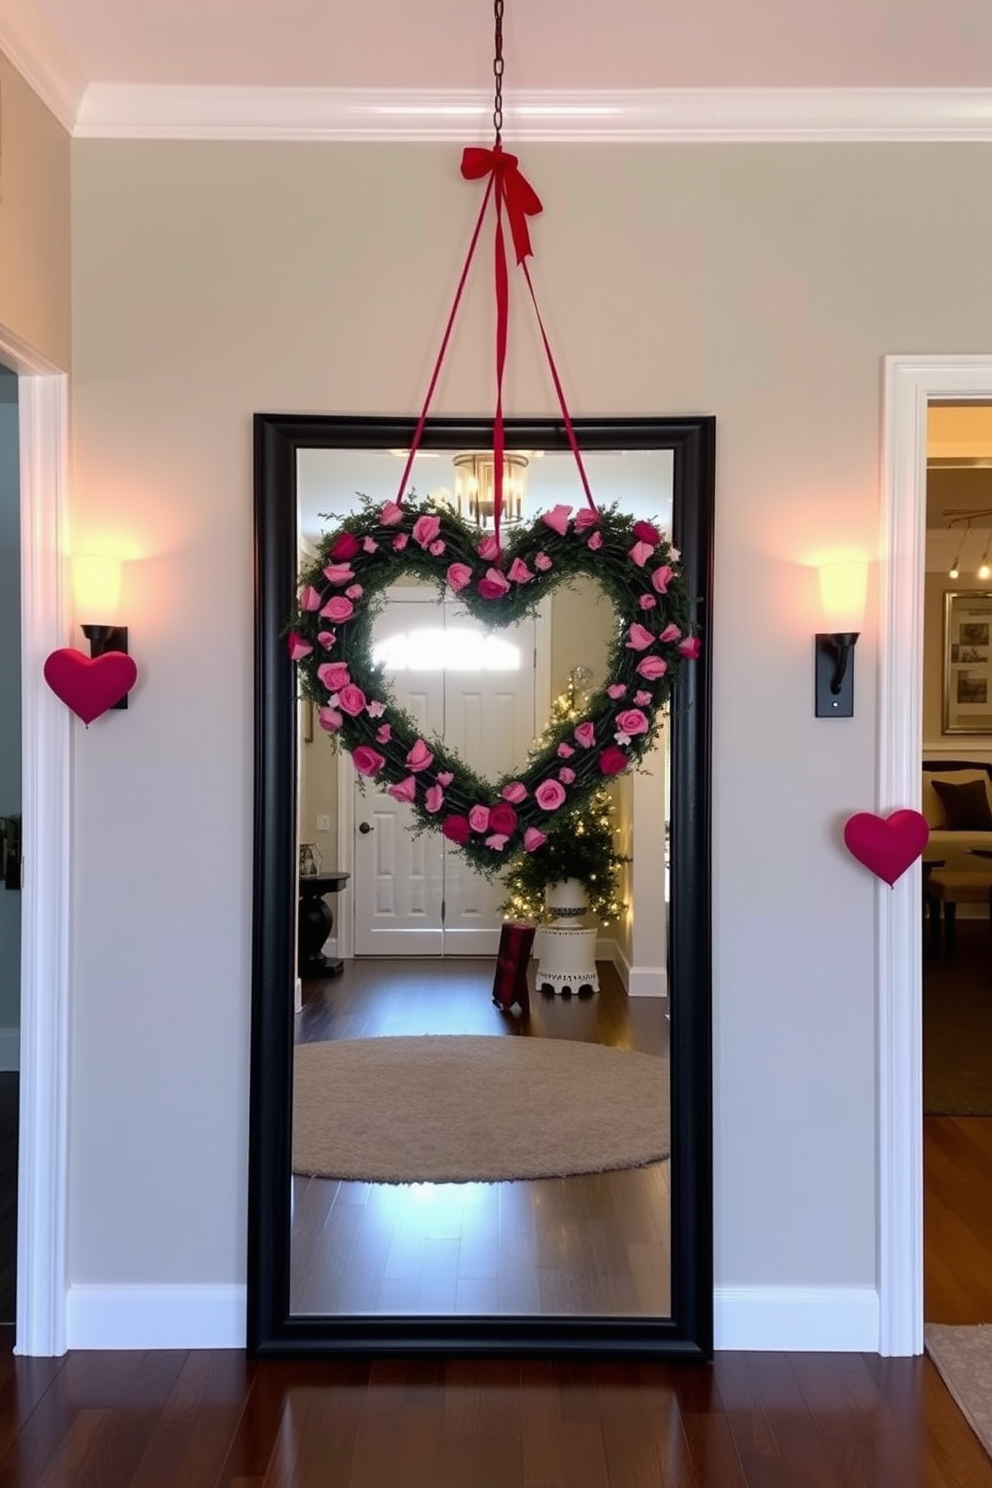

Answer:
[0,1,86,132]
[73,84,992,143]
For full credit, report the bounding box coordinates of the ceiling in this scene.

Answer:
[5,0,992,139]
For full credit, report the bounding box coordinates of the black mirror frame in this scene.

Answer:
[248,413,714,1358]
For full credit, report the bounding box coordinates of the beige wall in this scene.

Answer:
[67,138,992,1297]
[0,52,70,369]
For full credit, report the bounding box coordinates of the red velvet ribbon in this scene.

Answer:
[396,142,597,542]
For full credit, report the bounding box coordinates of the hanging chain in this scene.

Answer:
[492,0,504,144]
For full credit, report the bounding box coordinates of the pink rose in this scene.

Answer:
[317,630,336,650]
[587,532,603,551]
[331,530,360,560]
[634,690,652,705]
[534,552,553,571]
[477,534,501,562]
[346,585,363,599]
[535,779,567,811]
[651,565,674,595]
[366,700,386,717]
[393,534,408,551]
[407,739,434,772]
[379,501,404,526]
[678,636,702,659]
[477,568,510,599]
[574,722,596,748]
[626,623,654,651]
[489,802,518,835]
[447,563,473,593]
[425,785,444,813]
[574,509,599,531]
[437,771,454,786]
[317,661,350,691]
[599,746,628,776]
[468,804,491,834]
[523,828,547,852]
[501,781,527,803]
[508,557,532,584]
[658,622,681,643]
[318,706,343,733]
[633,520,661,545]
[636,655,669,680]
[429,539,446,557]
[485,834,509,851]
[288,631,313,661]
[376,724,392,743]
[615,708,650,737]
[388,776,417,803]
[607,683,627,699]
[541,504,572,535]
[557,742,575,758]
[299,584,322,612]
[362,536,379,553]
[559,767,576,784]
[638,594,657,610]
[337,684,367,716]
[629,542,654,568]
[322,563,354,585]
[322,596,354,622]
[353,746,385,777]
[442,816,471,844]
[412,514,442,549]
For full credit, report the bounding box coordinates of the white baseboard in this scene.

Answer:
[714,1285,881,1352]
[66,1284,247,1350]
[611,943,667,997]
[0,1028,20,1071]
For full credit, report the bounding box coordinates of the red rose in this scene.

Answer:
[488,802,518,835]
[331,530,360,561]
[442,816,471,844]
[633,520,661,545]
[599,746,628,776]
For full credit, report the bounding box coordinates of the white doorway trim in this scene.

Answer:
[0,323,69,1357]
[879,354,992,1356]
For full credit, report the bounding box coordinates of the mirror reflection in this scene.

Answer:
[289,447,674,1317]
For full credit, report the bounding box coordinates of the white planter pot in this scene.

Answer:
[544,878,588,924]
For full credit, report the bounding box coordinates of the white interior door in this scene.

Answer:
[354,598,444,955]
[353,589,536,956]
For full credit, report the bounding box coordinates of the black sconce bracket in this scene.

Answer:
[815,631,859,718]
[81,624,130,709]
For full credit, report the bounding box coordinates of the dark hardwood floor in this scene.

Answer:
[2,1339,992,1485]
[291,959,670,1317]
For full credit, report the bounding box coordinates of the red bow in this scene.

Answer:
[461,145,543,265]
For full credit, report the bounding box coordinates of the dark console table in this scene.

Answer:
[298,871,350,979]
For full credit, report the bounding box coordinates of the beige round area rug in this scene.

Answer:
[293,1035,669,1184]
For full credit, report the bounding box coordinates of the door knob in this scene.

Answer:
[358,821,374,834]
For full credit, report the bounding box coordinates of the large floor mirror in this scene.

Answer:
[249,414,713,1356]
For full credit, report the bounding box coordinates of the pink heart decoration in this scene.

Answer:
[842,809,930,887]
[43,648,138,726]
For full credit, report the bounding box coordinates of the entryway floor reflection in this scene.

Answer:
[290,958,670,1317]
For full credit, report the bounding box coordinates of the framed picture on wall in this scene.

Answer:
[943,591,992,733]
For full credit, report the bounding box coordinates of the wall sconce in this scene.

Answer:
[74,554,129,709]
[815,560,868,718]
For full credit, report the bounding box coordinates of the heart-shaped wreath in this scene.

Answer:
[289,496,699,878]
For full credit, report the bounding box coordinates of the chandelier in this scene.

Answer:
[452,451,529,530]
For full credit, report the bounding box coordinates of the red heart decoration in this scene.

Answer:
[842,809,930,887]
[43,648,138,726]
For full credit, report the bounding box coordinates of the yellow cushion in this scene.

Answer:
[922,768,992,829]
